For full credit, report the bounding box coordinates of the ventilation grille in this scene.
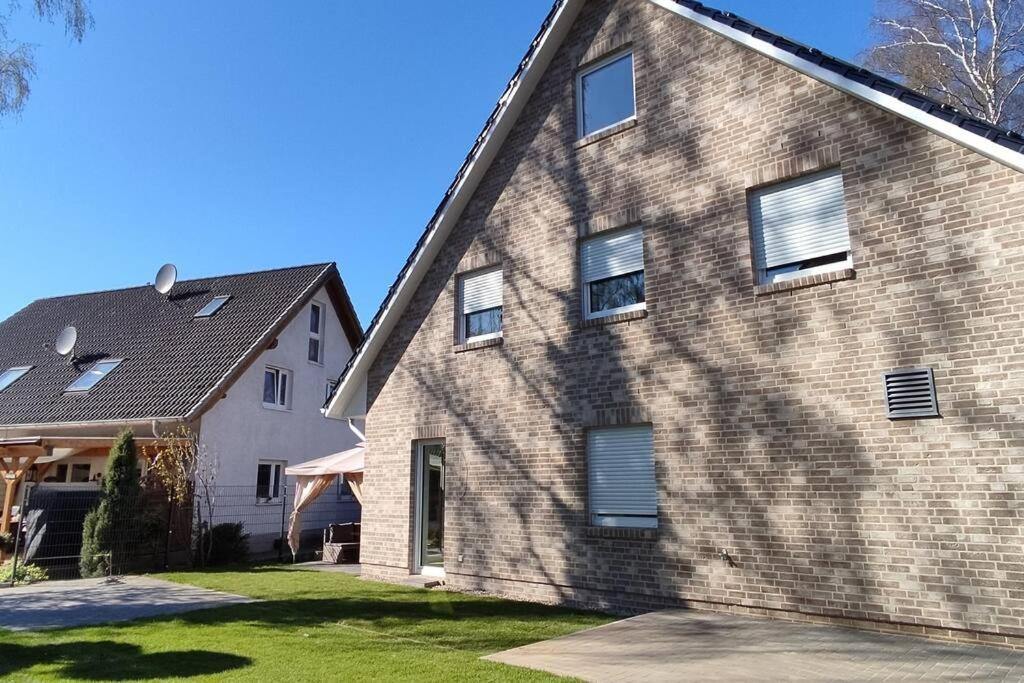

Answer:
[883,368,939,419]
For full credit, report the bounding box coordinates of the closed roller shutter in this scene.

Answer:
[460,268,503,314]
[581,227,644,283]
[588,425,657,528]
[750,168,850,269]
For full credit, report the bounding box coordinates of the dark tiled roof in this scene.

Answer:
[0,263,339,426]
[335,0,1024,394]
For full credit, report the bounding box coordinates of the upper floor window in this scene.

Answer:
[308,302,324,363]
[749,168,852,285]
[325,379,338,404]
[256,460,285,503]
[263,366,292,410]
[581,227,645,320]
[66,359,123,393]
[0,366,32,392]
[577,50,635,138]
[458,267,503,343]
[195,295,232,318]
[588,425,657,528]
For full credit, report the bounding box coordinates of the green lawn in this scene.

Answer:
[0,567,612,681]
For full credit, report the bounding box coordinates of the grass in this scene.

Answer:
[0,566,613,681]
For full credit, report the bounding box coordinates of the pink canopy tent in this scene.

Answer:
[284,442,364,557]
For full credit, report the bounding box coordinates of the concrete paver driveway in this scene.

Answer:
[487,609,1024,682]
[0,576,253,631]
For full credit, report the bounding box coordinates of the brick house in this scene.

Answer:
[325,0,1024,644]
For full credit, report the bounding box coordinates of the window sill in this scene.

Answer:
[579,308,648,329]
[754,268,856,296]
[256,500,284,506]
[574,117,638,149]
[454,336,504,354]
[585,526,658,541]
[261,404,292,412]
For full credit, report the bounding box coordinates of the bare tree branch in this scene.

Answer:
[864,0,1024,131]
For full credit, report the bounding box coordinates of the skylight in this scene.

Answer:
[0,366,32,392]
[66,359,123,393]
[195,295,232,318]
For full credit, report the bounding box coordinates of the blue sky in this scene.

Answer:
[0,1,873,325]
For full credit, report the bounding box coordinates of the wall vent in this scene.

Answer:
[883,367,939,419]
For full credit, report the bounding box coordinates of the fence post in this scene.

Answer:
[7,483,32,588]
[163,499,174,570]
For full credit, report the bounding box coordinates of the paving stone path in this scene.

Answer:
[487,609,1024,682]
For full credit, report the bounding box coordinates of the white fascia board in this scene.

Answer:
[646,0,1024,175]
[324,0,586,420]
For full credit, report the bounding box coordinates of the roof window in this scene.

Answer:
[195,295,232,318]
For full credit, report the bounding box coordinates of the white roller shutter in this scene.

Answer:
[460,268,503,314]
[588,425,657,527]
[750,168,850,269]
[581,227,644,283]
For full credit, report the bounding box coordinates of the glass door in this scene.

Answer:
[416,442,445,574]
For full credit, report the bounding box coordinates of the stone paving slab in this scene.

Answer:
[486,609,1024,682]
[0,576,254,631]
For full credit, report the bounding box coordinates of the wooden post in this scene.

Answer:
[1,475,16,535]
[0,450,41,536]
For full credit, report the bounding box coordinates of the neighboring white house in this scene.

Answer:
[0,262,363,561]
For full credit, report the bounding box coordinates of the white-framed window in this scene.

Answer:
[457,267,503,343]
[43,460,98,485]
[0,366,32,392]
[588,425,657,529]
[748,168,852,285]
[256,460,285,503]
[308,301,324,364]
[262,366,292,410]
[581,227,645,320]
[325,379,338,404]
[576,50,635,138]
[66,359,123,393]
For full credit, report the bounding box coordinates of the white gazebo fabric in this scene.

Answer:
[285,443,365,557]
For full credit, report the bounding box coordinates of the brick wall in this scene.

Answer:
[361,0,1024,642]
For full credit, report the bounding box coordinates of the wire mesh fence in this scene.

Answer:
[4,479,360,585]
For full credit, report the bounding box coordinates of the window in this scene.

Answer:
[458,267,503,343]
[0,366,31,392]
[577,50,635,138]
[588,425,657,528]
[69,463,92,483]
[195,295,232,318]
[262,366,291,410]
[308,302,324,363]
[325,379,338,404]
[581,227,645,319]
[256,460,285,502]
[66,359,123,393]
[749,168,852,285]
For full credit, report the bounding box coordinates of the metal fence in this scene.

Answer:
[4,480,360,585]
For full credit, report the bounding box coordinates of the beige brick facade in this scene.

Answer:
[359,0,1024,643]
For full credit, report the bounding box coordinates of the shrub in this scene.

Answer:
[0,530,14,553]
[0,560,47,585]
[196,522,249,566]
[80,429,143,577]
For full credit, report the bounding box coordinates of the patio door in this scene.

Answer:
[415,442,445,576]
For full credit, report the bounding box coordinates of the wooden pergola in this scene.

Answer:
[0,435,165,536]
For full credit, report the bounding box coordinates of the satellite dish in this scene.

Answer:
[55,325,78,357]
[154,263,178,295]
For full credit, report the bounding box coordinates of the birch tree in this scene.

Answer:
[865,0,1024,131]
[1,0,92,116]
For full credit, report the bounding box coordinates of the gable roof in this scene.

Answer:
[325,0,1024,419]
[0,263,361,427]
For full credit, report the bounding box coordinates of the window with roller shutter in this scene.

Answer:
[457,267,503,343]
[580,227,646,320]
[587,425,657,528]
[749,168,852,284]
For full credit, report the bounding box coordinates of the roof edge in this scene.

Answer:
[654,0,1024,173]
